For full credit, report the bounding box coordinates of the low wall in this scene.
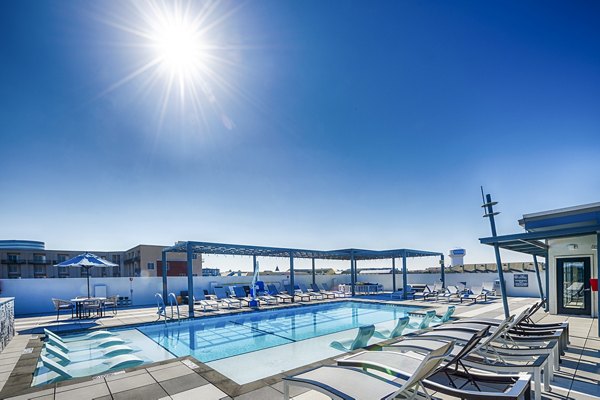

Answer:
[0,298,15,352]
[0,271,545,316]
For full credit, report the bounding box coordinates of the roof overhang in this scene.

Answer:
[162,241,442,260]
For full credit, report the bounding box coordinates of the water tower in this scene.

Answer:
[448,248,466,267]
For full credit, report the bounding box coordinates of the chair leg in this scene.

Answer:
[56,309,60,322]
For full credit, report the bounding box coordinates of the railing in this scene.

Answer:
[1,259,27,264]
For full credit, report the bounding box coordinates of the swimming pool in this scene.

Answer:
[34,301,423,386]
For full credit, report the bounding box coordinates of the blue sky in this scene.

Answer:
[1,1,599,270]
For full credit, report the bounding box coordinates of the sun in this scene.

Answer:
[150,12,206,80]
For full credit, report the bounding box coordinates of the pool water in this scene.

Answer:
[138,301,416,362]
[34,301,424,386]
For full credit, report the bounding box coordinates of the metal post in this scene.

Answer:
[186,243,194,318]
[350,251,356,297]
[402,254,408,300]
[544,251,550,312]
[483,193,510,319]
[440,254,446,288]
[533,255,545,303]
[162,250,168,301]
[311,258,316,286]
[392,258,396,292]
[289,253,295,303]
[253,255,257,274]
[597,233,600,337]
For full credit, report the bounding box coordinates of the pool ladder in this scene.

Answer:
[155,293,181,324]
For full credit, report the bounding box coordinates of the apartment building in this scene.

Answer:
[0,241,202,279]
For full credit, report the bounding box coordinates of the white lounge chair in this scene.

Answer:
[193,292,219,312]
[283,341,453,400]
[44,328,114,342]
[46,332,125,353]
[41,354,144,379]
[373,317,409,340]
[45,343,134,364]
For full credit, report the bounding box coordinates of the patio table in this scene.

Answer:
[70,297,106,319]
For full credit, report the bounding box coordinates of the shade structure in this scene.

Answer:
[55,252,117,298]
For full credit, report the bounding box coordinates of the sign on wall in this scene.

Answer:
[514,274,529,287]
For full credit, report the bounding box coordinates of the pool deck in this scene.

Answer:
[1,296,598,400]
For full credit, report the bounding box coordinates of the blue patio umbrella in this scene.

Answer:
[54,252,118,298]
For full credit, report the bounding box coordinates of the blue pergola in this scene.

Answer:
[161,241,443,317]
[480,202,600,336]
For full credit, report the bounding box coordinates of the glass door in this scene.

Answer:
[557,257,591,315]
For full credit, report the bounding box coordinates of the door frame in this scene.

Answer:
[556,257,592,315]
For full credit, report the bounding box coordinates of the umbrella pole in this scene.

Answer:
[87,267,91,298]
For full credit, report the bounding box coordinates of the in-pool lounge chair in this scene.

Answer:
[45,343,134,365]
[373,317,409,340]
[330,325,375,352]
[46,331,125,353]
[432,306,455,323]
[342,328,531,400]
[44,328,114,342]
[41,354,144,380]
[407,310,436,330]
[284,341,453,400]
[213,287,243,308]
[267,284,293,303]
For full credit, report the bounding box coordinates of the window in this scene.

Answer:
[7,253,19,262]
[147,262,155,270]
[33,253,46,263]
[57,254,69,262]
[8,265,20,277]
[112,254,121,264]
[58,266,69,278]
[34,265,46,278]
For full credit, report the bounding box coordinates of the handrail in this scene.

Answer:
[167,292,180,322]
[155,293,167,324]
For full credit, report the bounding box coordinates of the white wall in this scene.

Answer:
[0,271,546,316]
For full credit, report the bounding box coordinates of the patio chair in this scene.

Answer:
[482,281,497,296]
[373,317,410,340]
[284,341,453,400]
[41,354,144,380]
[231,286,253,306]
[321,282,347,297]
[82,299,103,318]
[437,285,460,302]
[390,285,416,300]
[103,295,118,315]
[346,327,531,400]
[330,325,375,351]
[285,284,312,302]
[310,283,336,299]
[414,285,437,301]
[213,287,242,308]
[193,292,219,312]
[45,343,134,365]
[51,298,74,321]
[460,286,487,303]
[267,284,293,303]
[299,283,324,300]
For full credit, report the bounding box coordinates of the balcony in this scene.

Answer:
[30,259,53,265]
[124,256,140,264]
[1,259,27,264]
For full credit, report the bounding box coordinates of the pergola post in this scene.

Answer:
[350,251,356,297]
[253,255,257,274]
[402,254,408,299]
[289,253,295,303]
[392,258,396,292]
[533,255,545,303]
[161,250,168,301]
[311,258,316,285]
[440,254,445,288]
[186,243,194,317]
[545,251,550,312]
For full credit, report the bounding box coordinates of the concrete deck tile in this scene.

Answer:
[290,390,331,400]
[5,388,54,400]
[233,386,283,400]
[112,383,168,400]
[56,379,102,393]
[270,381,311,397]
[159,373,208,395]
[55,382,110,400]
[106,372,156,393]
[168,384,227,400]
[150,364,196,382]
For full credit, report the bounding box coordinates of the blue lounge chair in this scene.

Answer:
[213,287,242,308]
[310,283,336,299]
[267,284,293,303]
[373,317,410,339]
[330,325,375,351]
